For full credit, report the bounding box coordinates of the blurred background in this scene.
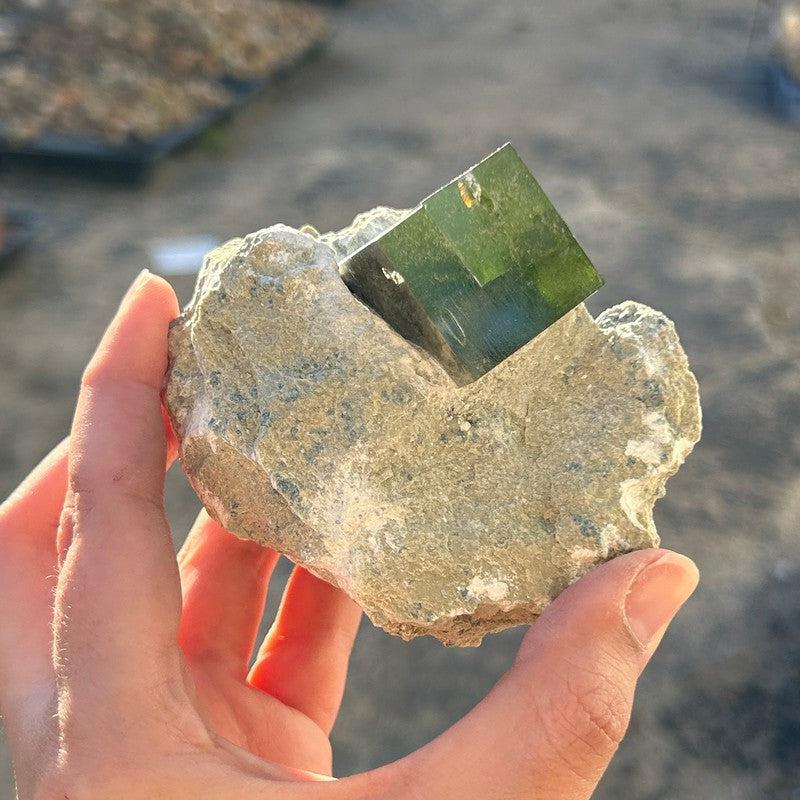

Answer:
[1,0,799,797]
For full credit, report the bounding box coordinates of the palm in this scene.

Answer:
[187,655,333,774]
[175,508,360,778]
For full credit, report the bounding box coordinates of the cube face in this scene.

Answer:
[340,143,604,384]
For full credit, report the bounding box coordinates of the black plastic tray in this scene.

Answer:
[0,208,36,265]
[0,78,261,168]
[0,43,324,172]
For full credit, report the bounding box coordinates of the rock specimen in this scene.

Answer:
[165,209,701,646]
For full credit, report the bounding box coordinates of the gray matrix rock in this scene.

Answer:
[164,208,701,646]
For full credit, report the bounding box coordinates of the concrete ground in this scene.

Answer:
[1,0,799,797]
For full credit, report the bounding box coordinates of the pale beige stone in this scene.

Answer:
[164,210,701,646]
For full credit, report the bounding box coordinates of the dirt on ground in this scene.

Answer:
[1,1,799,798]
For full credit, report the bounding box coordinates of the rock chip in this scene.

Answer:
[164,209,701,646]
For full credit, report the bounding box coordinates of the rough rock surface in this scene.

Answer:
[164,208,701,646]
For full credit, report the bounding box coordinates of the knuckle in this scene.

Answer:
[79,357,105,391]
[564,673,631,750]
[534,665,632,783]
[62,487,94,525]
[80,352,120,391]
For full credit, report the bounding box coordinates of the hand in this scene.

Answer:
[0,271,699,800]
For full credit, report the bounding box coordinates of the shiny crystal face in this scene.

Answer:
[340,143,604,384]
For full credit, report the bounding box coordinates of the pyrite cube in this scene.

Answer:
[339,143,604,384]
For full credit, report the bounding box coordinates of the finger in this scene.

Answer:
[0,439,67,728]
[248,567,362,733]
[163,403,180,467]
[58,413,178,567]
[178,510,279,674]
[383,549,698,800]
[55,271,184,703]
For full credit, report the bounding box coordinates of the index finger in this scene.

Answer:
[55,272,185,710]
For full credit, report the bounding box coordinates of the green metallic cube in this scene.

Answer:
[340,143,604,384]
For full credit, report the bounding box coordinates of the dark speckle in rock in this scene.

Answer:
[295,352,346,384]
[639,378,664,408]
[572,513,600,540]
[340,400,366,442]
[541,519,557,535]
[609,340,631,361]
[257,274,284,294]
[303,441,324,463]
[381,384,413,405]
[275,475,301,504]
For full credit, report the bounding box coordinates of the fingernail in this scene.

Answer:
[625,553,699,647]
[122,268,151,305]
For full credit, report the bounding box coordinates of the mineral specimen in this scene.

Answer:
[340,145,604,383]
[165,209,702,646]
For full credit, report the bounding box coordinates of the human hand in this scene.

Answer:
[0,271,699,800]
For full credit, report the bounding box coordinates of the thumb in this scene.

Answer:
[386,549,698,800]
